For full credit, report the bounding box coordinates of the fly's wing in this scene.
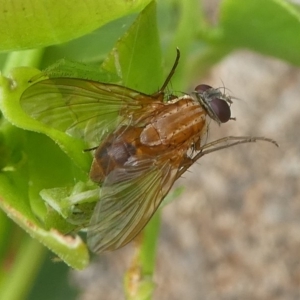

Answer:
[20,78,160,146]
[87,156,179,253]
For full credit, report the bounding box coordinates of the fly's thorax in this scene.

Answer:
[140,96,207,148]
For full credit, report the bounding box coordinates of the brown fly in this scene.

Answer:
[20,49,278,253]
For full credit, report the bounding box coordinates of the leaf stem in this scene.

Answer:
[2,49,44,75]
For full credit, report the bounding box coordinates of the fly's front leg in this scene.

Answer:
[193,125,209,151]
[176,136,278,179]
[176,155,196,179]
[199,136,278,154]
[193,136,278,165]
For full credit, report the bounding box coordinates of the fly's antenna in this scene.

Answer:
[159,48,180,93]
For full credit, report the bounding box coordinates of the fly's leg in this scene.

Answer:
[177,136,278,178]
[199,136,278,153]
[151,48,181,100]
[177,155,194,180]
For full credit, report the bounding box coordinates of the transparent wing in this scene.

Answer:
[20,78,159,145]
[87,156,179,253]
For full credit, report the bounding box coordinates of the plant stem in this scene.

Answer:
[124,212,161,300]
[0,48,46,300]
[0,236,46,300]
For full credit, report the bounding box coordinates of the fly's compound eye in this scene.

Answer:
[194,84,213,93]
[194,84,231,124]
[209,97,231,123]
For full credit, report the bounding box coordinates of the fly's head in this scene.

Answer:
[193,84,233,125]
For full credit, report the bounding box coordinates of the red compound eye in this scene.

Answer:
[194,84,212,93]
[209,97,231,123]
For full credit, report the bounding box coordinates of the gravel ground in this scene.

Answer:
[71,50,300,300]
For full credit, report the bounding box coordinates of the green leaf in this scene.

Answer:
[41,14,137,66]
[0,172,89,270]
[0,0,163,269]
[220,0,300,65]
[103,1,163,93]
[0,67,92,172]
[1,0,152,51]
